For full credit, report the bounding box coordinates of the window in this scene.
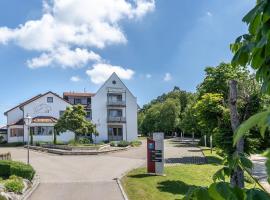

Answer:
[108,109,122,117]
[112,80,116,84]
[31,126,53,136]
[47,97,53,103]
[59,111,65,117]
[86,110,92,119]
[10,128,23,137]
[108,94,122,102]
[87,98,91,105]
[108,126,123,141]
[74,98,82,104]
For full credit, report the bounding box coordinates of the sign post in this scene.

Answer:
[147,132,164,175]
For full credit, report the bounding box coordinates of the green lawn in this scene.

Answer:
[122,165,222,200]
[201,147,223,165]
[122,148,260,200]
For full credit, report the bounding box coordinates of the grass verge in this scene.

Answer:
[122,148,261,200]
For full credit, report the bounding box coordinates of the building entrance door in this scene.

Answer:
[108,126,123,141]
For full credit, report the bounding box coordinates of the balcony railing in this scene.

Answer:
[107,100,126,107]
[107,116,126,123]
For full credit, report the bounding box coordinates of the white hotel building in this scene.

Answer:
[4,73,138,143]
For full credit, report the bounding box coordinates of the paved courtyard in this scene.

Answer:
[0,138,205,200]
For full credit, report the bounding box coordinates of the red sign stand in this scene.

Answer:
[147,138,155,173]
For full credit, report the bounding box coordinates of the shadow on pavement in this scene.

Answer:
[157,180,197,197]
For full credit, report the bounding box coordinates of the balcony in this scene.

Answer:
[107,116,126,123]
[107,100,126,107]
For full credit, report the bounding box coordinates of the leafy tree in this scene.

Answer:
[55,105,97,142]
[198,63,248,100]
[138,87,194,136]
[159,98,181,134]
[185,0,270,197]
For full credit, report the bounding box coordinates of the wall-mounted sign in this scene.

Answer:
[147,132,164,175]
[34,104,52,114]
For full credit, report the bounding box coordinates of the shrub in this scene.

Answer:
[4,175,24,194]
[0,160,35,180]
[0,136,4,143]
[0,194,7,200]
[130,140,142,147]
[103,140,109,144]
[78,138,91,144]
[117,141,130,147]
[0,162,10,178]
[110,141,117,147]
[0,142,24,147]
[68,139,77,146]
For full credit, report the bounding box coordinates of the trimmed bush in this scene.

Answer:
[117,141,130,147]
[4,175,24,194]
[130,140,142,147]
[0,162,10,178]
[110,141,117,147]
[0,142,24,147]
[0,160,35,180]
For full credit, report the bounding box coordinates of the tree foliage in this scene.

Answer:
[138,88,193,135]
[55,105,97,141]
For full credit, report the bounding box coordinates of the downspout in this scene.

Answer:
[125,91,127,141]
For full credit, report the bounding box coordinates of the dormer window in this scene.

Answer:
[47,97,53,103]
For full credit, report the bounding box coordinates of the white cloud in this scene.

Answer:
[163,73,172,81]
[146,74,152,78]
[0,0,155,68]
[70,76,81,82]
[86,63,134,84]
[27,46,100,68]
[206,11,212,17]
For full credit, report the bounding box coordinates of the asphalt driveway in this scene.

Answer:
[0,144,146,200]
[0,138,204,200]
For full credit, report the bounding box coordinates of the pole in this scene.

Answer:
[27,126,30,165]
[204,135,207,147]
[210,135,212,154]
[192,133,194,145]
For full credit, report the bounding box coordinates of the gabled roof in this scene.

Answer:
[4,91,71,115]
[95,72,136,99]
[4,94,43,115]
[9,118,24,126]
[63,92,95,97]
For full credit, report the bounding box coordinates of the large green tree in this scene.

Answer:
[55,105,97,143]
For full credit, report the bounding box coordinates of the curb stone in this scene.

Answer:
[21,174,40,200]
[116,178,128,200]
[115,162,146,200]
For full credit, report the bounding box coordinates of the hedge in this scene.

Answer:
[0,160,35,180]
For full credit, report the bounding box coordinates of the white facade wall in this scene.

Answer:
[92,73,138,142]
[5,74,137,143]
[6,107,23,125]
[6,92,74,143]
[22,93,74,143]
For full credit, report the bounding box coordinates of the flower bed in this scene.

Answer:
[0,160,37,200]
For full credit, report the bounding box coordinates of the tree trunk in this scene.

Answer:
[229,80,244,188]
[53,129,57,145]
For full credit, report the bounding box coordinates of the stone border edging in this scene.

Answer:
[21,174,40,200]
[25,145,131,155]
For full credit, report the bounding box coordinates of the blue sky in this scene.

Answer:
[0,0,254,125]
